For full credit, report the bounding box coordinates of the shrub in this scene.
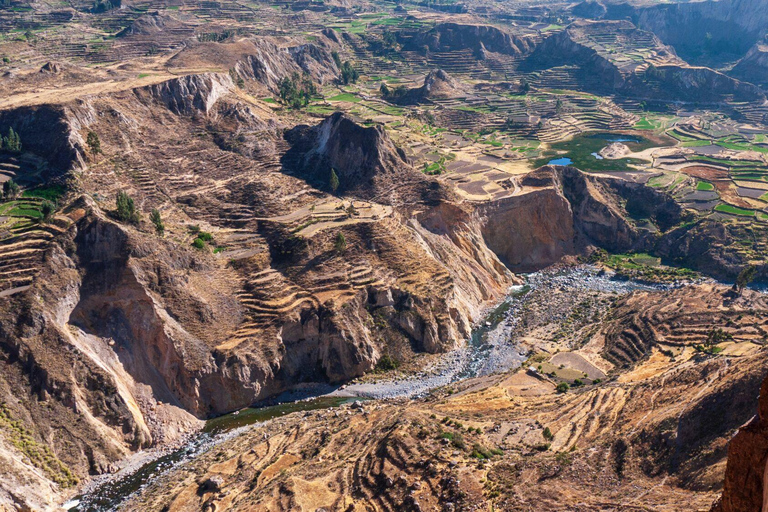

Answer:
[2,179,19,200]
[150,209,164,235]
[192,238,205,250]
[2,127,21,153]
[40,200,55,222]
[334,231,346,253]
[573,379,584,387]
[86,131,101,154]
[375,354,398,372]
[329,168,340,193]
[556,382,569,394]
[278,72,317,108]
[339,61,359,85]
[198,231,213,242]
[542,427,553,441]
[471,444,493,459]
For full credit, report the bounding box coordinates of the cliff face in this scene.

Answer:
[715,374,768,512]
[388,69,465,105]
[137,73,235,116]
[617,0,768,66]
[283,112,443,203]
[731,43,768,87]
[476,166,680,272]
[0,104,88,176]
[165,37,340,94]
[522,20,764,103]
[405,22,535,57]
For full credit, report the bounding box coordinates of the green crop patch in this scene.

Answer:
[696,181,715,191]
[715,204,755,216]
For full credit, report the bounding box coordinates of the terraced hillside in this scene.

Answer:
[124,283,768,512]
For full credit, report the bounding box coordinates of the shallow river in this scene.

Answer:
[68,266,667,511]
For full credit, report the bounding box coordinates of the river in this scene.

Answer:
[67,266,668,511]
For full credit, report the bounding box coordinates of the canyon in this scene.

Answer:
[0,0,766,510]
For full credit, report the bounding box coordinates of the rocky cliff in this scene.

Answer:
[731,43,768,87]
[283,112,444,203]
[404,22,535,58]
[613,0,768,66]
[522,20,765,103]
[715,373,768,512]
[386,69,465,105]
[477,166,680,271]
[0,75,519,509]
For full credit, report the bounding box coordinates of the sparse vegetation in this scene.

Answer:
[150,208,164,235]
[86,131,102,154]
[2,179,19,200]
[329,168,340,193]
[375,354,399,372]
[339,61,360,85]
[115,191,139,224]
[735,265,757,295]
[334,232,347,253]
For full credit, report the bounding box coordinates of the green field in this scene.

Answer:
[696,181,715,191]
[715,204,754,216]
[328,93,361,103]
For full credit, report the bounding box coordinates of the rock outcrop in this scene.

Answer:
[283,112,440,203]
[166,37,340,94]
[522,20,765,103]
[137,73,235,115]
[477,166,681,271]
[731,42,768,87]
[715,373,768,512]
[385,69,465,105]
[405,22,535,58]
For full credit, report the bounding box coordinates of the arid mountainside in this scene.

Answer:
[123,283,768,512]
[614,0,768,67]
[523,20,765,103]
[478,165,680,271]
[0,69,523,508]
[402,22,535,58]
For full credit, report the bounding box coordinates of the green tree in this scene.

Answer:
[2,179,19,200]
[334,231,346,253]
[329,168,340,193]
[704,328,731,352]
[735,265,757,295]
[150,208,164,235]
[115,191,138,224]
[339,61,359,85]
[2,127,21,153]
[542,427,553,441]
[331,50,342,69]
[555,382,569,393]
[86,131,101,154]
